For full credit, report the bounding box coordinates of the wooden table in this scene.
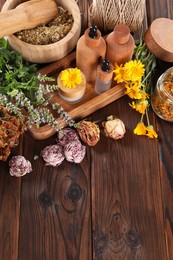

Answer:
[0,0,173,259]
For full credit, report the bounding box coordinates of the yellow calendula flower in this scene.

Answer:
[113,63,126,83]
[133,122,147,135]
[129,100,148,114]
[124,60,145,82]
[125,82,143,99]
[146,125,158,138]
[141,91,149,100]
[60,68,82,88]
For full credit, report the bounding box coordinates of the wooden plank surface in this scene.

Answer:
[91,96,167,260]
[0,0,173,260]
[17,133,92,260]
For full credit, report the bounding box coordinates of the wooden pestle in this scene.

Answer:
[0,0,58,38]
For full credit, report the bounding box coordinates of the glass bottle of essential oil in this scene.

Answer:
[95,59,113,94]
[151,67,173,122]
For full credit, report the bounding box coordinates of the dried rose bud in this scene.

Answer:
[40,144,65,167]
[64,140,86,163]
[102,115,126,140]
[56,127,79,146]
[77,120,100,146]
[9,155,32,177]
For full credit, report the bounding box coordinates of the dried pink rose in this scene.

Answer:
[56,127,79,146]
[41,144,65,166]
[9,155,32,177]
[102,115,126,140]
[64,140,86,163]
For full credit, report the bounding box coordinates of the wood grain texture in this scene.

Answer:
[91,96,167,260]
[0,139,23,260]
[157,119,173,260]
[0,1,173,260]
[18,133,92,260]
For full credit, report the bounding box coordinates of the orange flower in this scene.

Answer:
[133,122,147,135]
[146,125,158,138]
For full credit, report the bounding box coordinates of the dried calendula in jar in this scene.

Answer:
[151,67,173,122]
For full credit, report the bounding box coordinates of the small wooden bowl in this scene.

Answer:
[144,18,173,62]
[1,0,81,63]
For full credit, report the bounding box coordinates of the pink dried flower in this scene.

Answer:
[9,155,32,177]
[40,144,65,166]
[56,127,79,146]
[64,140,86,163]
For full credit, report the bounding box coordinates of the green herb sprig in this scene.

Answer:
[0,38,76,132]
[134,39,157,95]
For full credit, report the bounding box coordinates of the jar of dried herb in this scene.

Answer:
[151,67,173,122]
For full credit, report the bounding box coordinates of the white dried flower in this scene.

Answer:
[102,115,126,140]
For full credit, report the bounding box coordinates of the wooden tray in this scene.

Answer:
[29,51,125,140]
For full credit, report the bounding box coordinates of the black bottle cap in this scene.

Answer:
[101,60,110,72]
[88,25,98,38]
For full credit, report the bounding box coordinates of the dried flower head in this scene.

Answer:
[9,155,32,177]
[102,115,126,140]
[0,106,25,161]
[77,120,100,146]
[40,144,65,167]
[64,140,86,163]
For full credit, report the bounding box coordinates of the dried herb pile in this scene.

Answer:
[15,6,74,45]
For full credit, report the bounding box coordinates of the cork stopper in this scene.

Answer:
[84,26,102,48]
[113,24,130,44]
[97,60,113,81]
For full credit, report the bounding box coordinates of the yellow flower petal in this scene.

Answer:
[133,122,147,135]
[130,100,148,114]
[125,82,143,99]
[113,63,125,83]
[124,60,145,82]
[60,67,82,88]
[146,125,158,138]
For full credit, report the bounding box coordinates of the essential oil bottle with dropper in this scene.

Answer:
[76,25,106,83]
[95,59,113,94]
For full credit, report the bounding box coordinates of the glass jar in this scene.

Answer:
[151,67,173,122]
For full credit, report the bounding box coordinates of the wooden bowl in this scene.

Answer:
[144,18,173,62]
[1,0,81,63]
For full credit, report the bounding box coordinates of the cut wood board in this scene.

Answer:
[29,51,126,140]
